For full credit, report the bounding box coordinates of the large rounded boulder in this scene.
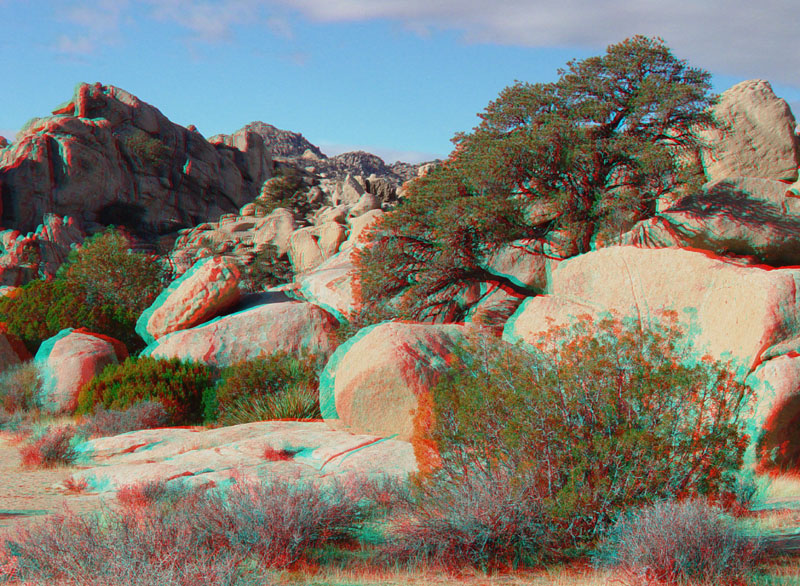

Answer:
[142,293,338,367]
[320,321,470,440]
[136,255,242,345]
[34,328,128,414]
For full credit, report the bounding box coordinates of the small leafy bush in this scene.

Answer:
[121,128,172,170]
[19,426,78,468]
[596,498,762,585]
[0,361,42,414]
[76,400,169,438]
[255,171,312,217]
[208,352,321,425]
[116,478,193,513]
[241,243,294,292]
[75,357,217,425]
[413,314,755,554]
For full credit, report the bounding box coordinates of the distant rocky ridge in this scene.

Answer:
[219,121,432,183]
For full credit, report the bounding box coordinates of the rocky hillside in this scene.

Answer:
[0,84,432,285]
[221,121,431,183]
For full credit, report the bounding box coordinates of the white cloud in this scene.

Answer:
[143,0,264,43]
[273,0,800,88]
[55,34,95,55]
[54,0,129,56]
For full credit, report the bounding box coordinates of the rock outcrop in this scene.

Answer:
[699,79,799,183]
[0,83,272,236]
[621,177,800,266]
[504,246,800,374]
[67,421,417,494]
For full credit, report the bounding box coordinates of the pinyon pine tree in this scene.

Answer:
[356,36,716,322]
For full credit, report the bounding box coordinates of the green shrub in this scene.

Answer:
[413,315,755,556]
[121,128,172,170]
[75,357,217,426]
[241,243,294,292]
[208,352,321,426]
[596,499,761,585]
[255,170,311,217]
[0,228,167,354]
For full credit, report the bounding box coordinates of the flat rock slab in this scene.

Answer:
[67,421,418,494]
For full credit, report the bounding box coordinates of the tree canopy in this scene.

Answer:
[355,36,716,323]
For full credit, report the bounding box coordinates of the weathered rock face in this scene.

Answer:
[136,255,242,345]
[169,207,297,277]
[68,421,417,494]
[289,247,358,322]
[142,293,338,367]
[319,321,470,440]
[236,121,325,159]
[34,329,128,414]
[620,177,800,266]
[0,83,272,236]
[504,247,800,375]
[699,79,799,183]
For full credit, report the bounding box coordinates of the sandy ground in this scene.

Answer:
[0,432,109,544]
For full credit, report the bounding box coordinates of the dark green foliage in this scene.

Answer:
[75,356,217,426]
[356,36,716,322]
[57,228,167,313]
[121,128,172,170]
[255,169,312,217]
[0,228,167,354]
[241,243,294,292]
[413,316,754,555]
[208,352,321,425]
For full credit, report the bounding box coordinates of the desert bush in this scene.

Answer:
[385,465,548,572]
[596,498,762,585]
[76,400,169,438]
[207,352,321,425]
[187,478,365,570]
[1,503,242,586]
[0,361,42,414]
[241,243,294,292]
[0,228,167,354]
[255,170,312,217]
[75,356,217,425]
[121,128,172,170]
[19,426,78,468]
[412,315,755,555]
[116,478,193,513]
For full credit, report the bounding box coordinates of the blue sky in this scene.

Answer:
[1,1,798,163]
